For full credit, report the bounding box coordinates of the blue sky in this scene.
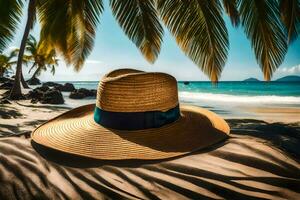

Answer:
[8,3,300,81]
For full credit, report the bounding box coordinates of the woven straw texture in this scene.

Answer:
[32,104,229,160]
[96,69,179,112]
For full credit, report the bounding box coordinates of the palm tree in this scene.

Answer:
[25,35,58,81]
[0,0,23,53]
[0,48,30,87]
[5,0,36,99]
[0,50,18,77]
[1,0,103,99]
[1,0,299,99]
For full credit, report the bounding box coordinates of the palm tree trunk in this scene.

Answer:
[0,68,4,77]
[9,0,35,100]
[21,70,30,89]
[30,63,39,80]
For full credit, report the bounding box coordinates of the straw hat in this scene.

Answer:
[31,69,230,160]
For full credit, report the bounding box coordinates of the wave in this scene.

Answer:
[179,91,300,104]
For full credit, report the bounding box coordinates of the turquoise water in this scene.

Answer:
[57,81,300,106]
[178,81,300,97]
[58,81,300,96]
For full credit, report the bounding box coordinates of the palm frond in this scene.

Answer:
[35,65,43,77]
[70,0,104,71]
[222,0,240,27]
[28,62,37,74]
[110,0,164,63]
[0,0,23,52]
[24,34,59,77]
[0,53,16,71]
[8,49,19,59]
[279,0,300,43]
[26,34,38,55]
[38,0,72,63]
[38,0,103,71]
[239,0,288,81]
[157,0,228,82]
[50,64,55,75]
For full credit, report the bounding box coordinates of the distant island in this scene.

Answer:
[275,75,300,82]
[243,75,300,82]
[243,78,260,82]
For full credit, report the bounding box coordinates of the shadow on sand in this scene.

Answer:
[16,102,70,111]
[0,105,23,119]
[227,119,300,160]
[0,118,299,199]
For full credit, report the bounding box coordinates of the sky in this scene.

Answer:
[7,2,300,81]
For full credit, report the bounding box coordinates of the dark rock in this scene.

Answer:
[26,85,50,99]
[69,91,86,99]
[37,85,50,92]
[42,82,75,92]
[60,83,75,92]
[27,77,41,85]
[69,88,96,99]
[79,88,96,97]
[0,99,11,104]
[30,98,39,104]
[42,82,63,88]
[183,81,190,85]
[26,88,45,101]
[0,82,13,90]
[40,89,64,104]
[0,77,13,83]
[54,85,63,91]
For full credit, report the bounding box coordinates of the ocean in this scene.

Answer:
[59,81,300,102]
[57,81,300,121]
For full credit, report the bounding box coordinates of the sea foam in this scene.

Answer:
[179,91,300,105]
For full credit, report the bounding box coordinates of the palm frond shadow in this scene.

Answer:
[0,105,23,119]
[1,119,299,199]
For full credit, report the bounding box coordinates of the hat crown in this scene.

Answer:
[96,69,179,112]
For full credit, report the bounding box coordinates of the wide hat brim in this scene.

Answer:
[31,104,230,160]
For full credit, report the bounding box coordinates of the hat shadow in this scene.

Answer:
[31,136,229,169]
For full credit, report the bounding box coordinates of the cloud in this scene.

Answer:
[278,64,300,74]
[86,59,103,64]
[8,46,18,50]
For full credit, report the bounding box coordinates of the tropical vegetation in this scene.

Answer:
[24,35,58,81]
[0,0,299,99]
[0,48,30,88]
[0,49,18,77]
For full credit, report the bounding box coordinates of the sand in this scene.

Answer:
[240,106,300,123]
[0,93,300,199]
[0,131,299,199]
[0,100,70,137]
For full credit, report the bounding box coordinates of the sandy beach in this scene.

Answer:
[1,89,300,199]
[2,0,300,198]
